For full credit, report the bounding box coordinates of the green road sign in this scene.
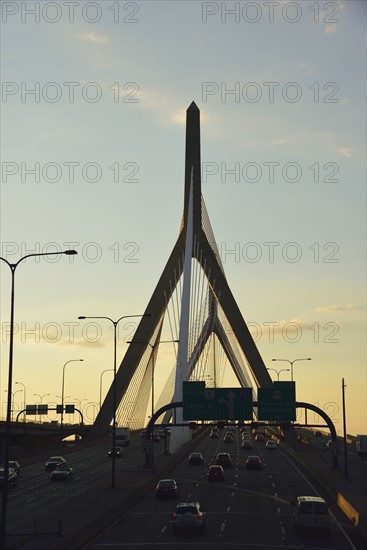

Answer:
[183,381,252,421]
[258,381,296,421]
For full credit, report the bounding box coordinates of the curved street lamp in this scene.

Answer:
[266,367,290,381]
[61,360,84,432]
[271,357,311,382]
[78,313,151,489]
[127,339,179,417]
[0,249,77,547]
[15,381,26,422]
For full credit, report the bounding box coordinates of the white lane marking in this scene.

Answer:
[227,506,231,512]
[280,525,286,536]
[219,521,226,536]
[158,525,166,537]
[277,507,281,514]
[195,482,200,487]
[187,494,192,499]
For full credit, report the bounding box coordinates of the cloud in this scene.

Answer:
[337,146,353,158]
[76,32,109,44]
[271,138,291,146]
[314,304,361,312]
[323,24,337,34]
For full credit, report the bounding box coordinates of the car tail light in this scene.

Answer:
[172,513,176,518]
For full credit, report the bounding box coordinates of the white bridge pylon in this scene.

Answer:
[90,102,272,443]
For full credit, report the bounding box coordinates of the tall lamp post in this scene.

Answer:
[127,339,179,417]
[271,357,311,382]
[61,360,84,433]
[4,390,22,422]
[33,393,50,423]
[78,313,151,489]
[342,378,348,478]
[266,368,290,381]
[15,382,26,422]
[99,369,114,410]
[0,248,77,548]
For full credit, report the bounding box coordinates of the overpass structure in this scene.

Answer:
[91,102,273,442]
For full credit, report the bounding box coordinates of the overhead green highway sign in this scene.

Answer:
[183,381,252,421]
[257,381,296,421]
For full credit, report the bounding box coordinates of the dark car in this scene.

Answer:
[8,461,21,475]
[155,479,180,499]
[152,433,161,442]
[210,429,219,439]
[172,502,206,533]
[245,455,262,470]
[224,433,234,443]
[207,465,225,481]
[216,453,232,468]
[189,452,204,465]
[45,456,66,471]
[108,446,123,457]
[241,439,253,449]
[50,463,73,481]
[0,467,17,488]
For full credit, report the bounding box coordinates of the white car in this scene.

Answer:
[265,440,277,449]
[293,496,330,536]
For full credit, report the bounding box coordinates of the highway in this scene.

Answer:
[4,433,157,547]
[83,428,360,550]
[3,427,366,549]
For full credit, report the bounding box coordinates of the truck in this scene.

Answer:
[356,435,367,458]
[115,427,130,447]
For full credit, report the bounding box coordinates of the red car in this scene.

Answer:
[207,465,225,481]
[245,455,262,470]
[216,453,232,467]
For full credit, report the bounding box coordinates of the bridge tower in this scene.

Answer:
[90,102,272,441]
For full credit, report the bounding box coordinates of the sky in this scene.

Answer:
[0,0,366,436]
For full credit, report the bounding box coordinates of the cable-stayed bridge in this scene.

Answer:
[90,102,273,446]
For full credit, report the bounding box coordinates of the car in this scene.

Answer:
[108,446,123,457]
[152,433,161,442]
[0,467,17,488]
[255,433,265,441]
[140,430,147,439]
[210,430,219,439]
[172,501,206,533]
[241,439,253,449]
[293,496,330,536]
[227,424,236,431]
[50,463,73,481]
[45,456,66,471]
[207,465,225,481]
[155,479,180,499]
[216,453,232,467]
[265,440,277,450]
[245,455,262,470]
[224,433,234,443]
[189,452,204,465]
[157,430,166,438]
[8,461,21,475]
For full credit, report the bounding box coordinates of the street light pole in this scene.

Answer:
[61,360,84,433]
[0,249,77,549]
[342,378,348,478]
[15,382,26,422]
[266,368,290,381]
[33,393,50,423]
[127,339,179,417]
[78,313,151,489]
[271,357,311,382]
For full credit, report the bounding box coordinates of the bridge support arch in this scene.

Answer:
[295,401,339,468]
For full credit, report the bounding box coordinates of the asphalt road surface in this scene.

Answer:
[83,429,362,550]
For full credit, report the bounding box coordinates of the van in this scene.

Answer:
[293,496,330,536]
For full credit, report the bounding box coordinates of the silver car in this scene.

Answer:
[172,502,206,534]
